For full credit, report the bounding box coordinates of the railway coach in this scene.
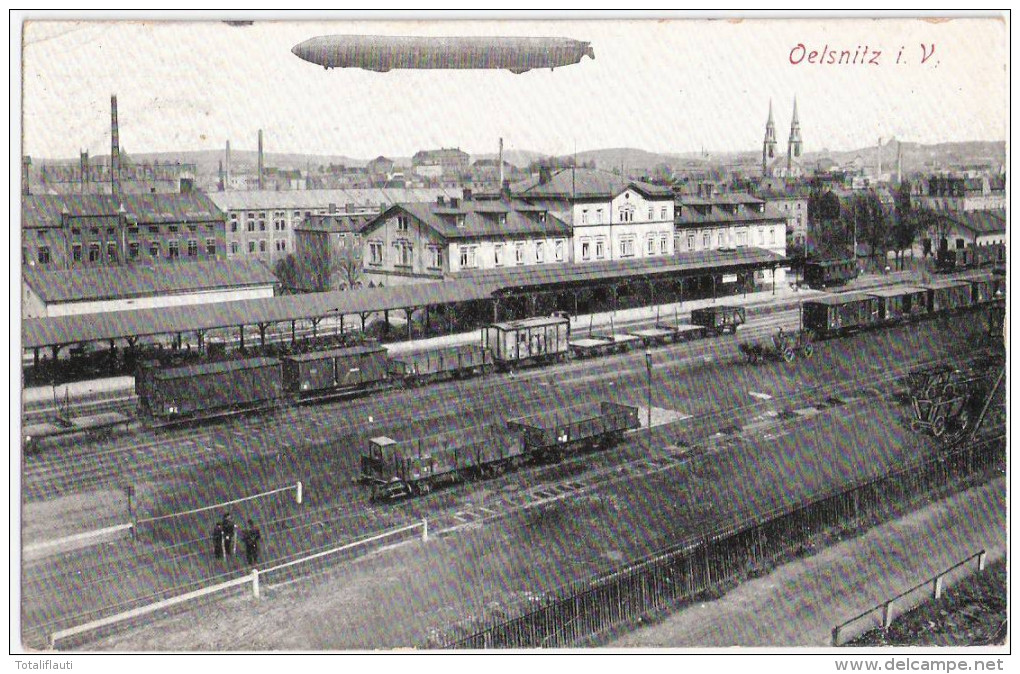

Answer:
[803,258,859,290]
[935,242,1005,273]
[865,287,929,323]
[921,280,974,313]
[801,293,881,338]
[482,316,571,369]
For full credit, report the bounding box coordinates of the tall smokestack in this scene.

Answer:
[22,156,31,196]
[257,129,264,190]
[225,140,231,191]
[896,140,903,184]
[111,95,121,195]
[498,137,504,190]
[80,151,90,194]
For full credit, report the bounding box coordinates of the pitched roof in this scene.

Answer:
[22,192,224,229]
[369,200,571,240]
[946,210,1006,236]
[205,187,463,212]
[23,258,278,304]
[294,213,375,233]
[514,168,674,200]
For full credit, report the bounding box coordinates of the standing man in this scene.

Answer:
[242,519,262,566]
[222,513,237,557]
[212,520,225,560]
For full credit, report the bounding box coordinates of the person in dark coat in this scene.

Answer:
[221,513,236,557]
[242,519,262,566]
[212,521,225,559]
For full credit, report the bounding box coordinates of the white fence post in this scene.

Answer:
[295,480,303,505]
[978,550,987,571]
[252,569,260,599]
[882,600,894,628]
[421,518,429,543]
[933,575,944,599]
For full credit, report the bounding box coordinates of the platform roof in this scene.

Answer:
[22,247,785,350]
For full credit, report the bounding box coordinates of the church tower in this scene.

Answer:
[787,97,803,173]
[762,100,777,177]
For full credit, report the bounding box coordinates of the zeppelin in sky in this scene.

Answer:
[291,35,595,73]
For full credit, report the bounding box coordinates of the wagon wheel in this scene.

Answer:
[931,415,946,438]
[910,418,923,433]
[782,347,795,364]
[802,343,814,358]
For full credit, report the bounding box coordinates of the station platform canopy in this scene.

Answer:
[22,247,786,350]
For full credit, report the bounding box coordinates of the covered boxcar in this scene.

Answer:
[922,280,974,313]
[506,401,640,462]
[282,345,389,400]
[145,357,283,419]
[936,243,1005,272]
[866,287,929,323]
[689,305,746,335]
[803,258,859,290]
[387,344,493,385]
[482,316,570,368]
[802,293,881,337]
[967,276,997,305]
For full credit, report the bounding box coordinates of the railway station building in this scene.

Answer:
[21,192,226,271]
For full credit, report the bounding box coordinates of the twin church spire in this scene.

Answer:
[762,98,802,176]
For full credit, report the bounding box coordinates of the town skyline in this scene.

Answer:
[19,17,1007,161]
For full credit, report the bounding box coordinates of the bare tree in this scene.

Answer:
[335,243,363,290]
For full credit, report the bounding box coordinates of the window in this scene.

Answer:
[535,241,545,263]
[554,240,564,262]
[581,209,589,224]
[37,246,50,264]
[187,239,197,257]
[620,206,634,223]
[148,225,159,234]
[128,242,140,259]
[168,241,180,259]
[736,230,747,247]
[494,243,504,266]
[72,244,82,262]
[703,232,710,248]
[107,242,118,262]
[168,225,178,233]
[247,222,255,232]
[127,226,138,235]
[231,221,238,232]
[459,246,473,268]
[648,207,654,220]
[647,236,655,255]
[660,235,669,254]
[956,238,965,249]
[661,207,668,220]
[259,221,266,231]
[428,246,443,269]
[718,232,725,247]
[206,238,216,255]
[769,228,775,245]
[88,243,101,263]
[595,238,606,259]
[688,234,695,251]
[581,239,591,261]
[395,242,413,267]
[149,241,160,258]
[248,241,256,253]
[369,241,384,265]
[397,215,409,232]
[515,243,525,265]
[231,241,239,255]
[256,240,265,253]
[620,237,635,258]
[90,227,99,236]
[71,227,81,235]
[595,208,604,224]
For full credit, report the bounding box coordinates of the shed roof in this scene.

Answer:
[23,259,278,304]
[206,187,462,212]
[514,168,673,200]
[22,192,224,229]
[154,357,281,379]
[281,345,387,362]
[368,201,571,240]
[945,210,1006,236]
[804,293,878,306]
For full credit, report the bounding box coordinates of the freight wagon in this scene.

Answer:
[506,401,640,462]
[482,316,571,369]
[803,258,859,290]
[935,243,1005,272]
[387,344,493,385]
[801,293,881,338]
[144,357,283,420]
[866,287,929,323]
[282,345,389,401]
[690,305,746,335]
[922,280,974,313]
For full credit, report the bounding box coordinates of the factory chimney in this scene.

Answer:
[498,137,504,191]
[225,140,231,191]
[896,140,903,184]
[22,156,31,196]
[80,151,90,194]
[111,95,121,196]
[257,129,264,191]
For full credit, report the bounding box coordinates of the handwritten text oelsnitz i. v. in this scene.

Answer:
[789,43,939,67]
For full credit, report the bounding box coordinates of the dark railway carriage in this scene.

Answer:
[506,401,640,462]
[387,344,493,385]
[690,305,746,335]
[482,316,570,368]
[936,243,1005,272]
[146,358,283,419]
[866,287,929,323]
[922,281,974,313]
[803,259,859,290]
[282,345,389,399]
[967,277,997,305]
[802,293,881,337]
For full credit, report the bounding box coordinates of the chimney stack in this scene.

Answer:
[257,129,264,191]
[22,156,31,196]
[225,140,231,191]
[111,95,121,195]
[498,137,504,189]
[896,141,903,184]
[539,165,551,185]
[80,151,90,194]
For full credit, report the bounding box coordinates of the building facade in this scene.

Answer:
[293,213,373,291]
[514,168,675,264]
[912,174,1006,212]
[754,179,811,247]
[21,193,225,270]
[360,193,571,285]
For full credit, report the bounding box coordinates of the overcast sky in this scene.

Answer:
[18,15,1008,160]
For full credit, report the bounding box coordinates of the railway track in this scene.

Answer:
[19,328,1001,647]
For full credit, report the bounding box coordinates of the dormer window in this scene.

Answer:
[396,215,409,231]
[498,214,506,226]
[456,215,466,228]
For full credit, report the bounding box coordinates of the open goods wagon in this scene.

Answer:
[801,293,881,338]
[388,344,493,385]
[739,328,814,364]
[144,357,283,420]
[282,345,389,400]
[506,401,640,462]
[482,316,570,369]
[690,305,746,335]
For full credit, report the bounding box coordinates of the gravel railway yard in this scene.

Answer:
[19,300,1006,650]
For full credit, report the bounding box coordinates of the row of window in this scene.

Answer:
[229,239,285,255]
[682,227,777,251]
[40,238,219,265]
[579,205,670,225]
[365,239,569,269]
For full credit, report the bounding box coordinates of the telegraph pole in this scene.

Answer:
[645,349,653,442]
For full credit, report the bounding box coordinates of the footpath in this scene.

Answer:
[610,477,1006,648]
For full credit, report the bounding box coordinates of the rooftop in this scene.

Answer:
[514,168,674,200]
[945,209,1006,236]
[294,213,375,234]
[370,199,571,240]
[23,258,278,304]
[22,192,224,230]
[205,187,463,212]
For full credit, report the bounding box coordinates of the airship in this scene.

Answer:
[291,35,594,74]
